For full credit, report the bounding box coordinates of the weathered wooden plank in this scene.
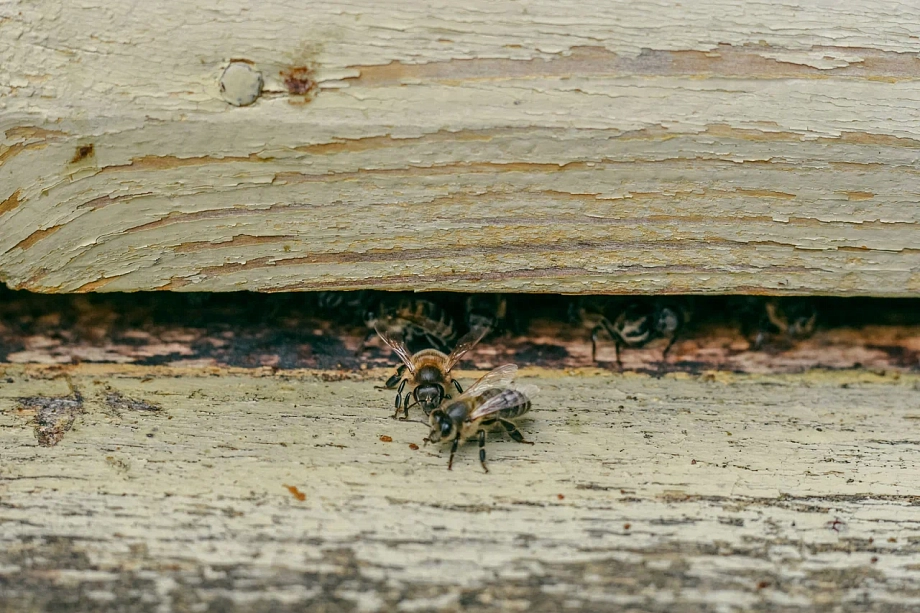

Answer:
[3,1,920,294]
[2,364,920,611]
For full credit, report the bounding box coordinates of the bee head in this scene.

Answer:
[427,409,455,444]
[655,307,681,335]
[415,383,444,414]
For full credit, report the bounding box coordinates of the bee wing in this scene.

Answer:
[457,364,519,400]
[445,325,490,372]
[374,320,416,373]
[467,383,539,422]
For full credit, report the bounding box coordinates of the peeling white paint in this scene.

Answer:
[2,1,920,293]
[1,366,919,608]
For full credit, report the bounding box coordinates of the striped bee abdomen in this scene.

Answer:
[396,299,456,342]
[477,388,531,420]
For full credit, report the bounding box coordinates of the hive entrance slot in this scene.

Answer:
[0,287,917,374]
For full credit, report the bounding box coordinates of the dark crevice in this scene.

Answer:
[0,286,917,373]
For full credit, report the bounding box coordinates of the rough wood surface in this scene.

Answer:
[2,364,920,612]
[4,1,920,294]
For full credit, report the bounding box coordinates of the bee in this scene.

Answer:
[424,364,536,473]
[357,295,457,355]
[315,290,369,313]
[313,291,375,328]
[465,293,507,334]
[376,322,489,419]
[568,296,610,335]
[741,297,818,349]
[574,298,690,368]
[466,293,534,337]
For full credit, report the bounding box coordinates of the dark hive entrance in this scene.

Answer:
[0,286,918,374]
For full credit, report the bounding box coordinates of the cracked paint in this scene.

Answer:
[2,2,920,294]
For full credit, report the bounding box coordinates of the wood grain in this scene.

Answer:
[2,364,920,611]
[4,1,920,294]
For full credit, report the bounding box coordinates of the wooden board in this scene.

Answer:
[3,364,920,611]
[3,1,920,294]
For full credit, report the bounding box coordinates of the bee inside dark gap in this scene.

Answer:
[0,285,917,374]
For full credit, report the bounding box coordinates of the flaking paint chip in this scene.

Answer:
[284,485,306,501]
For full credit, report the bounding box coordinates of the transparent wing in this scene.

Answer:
[457,364,519,400]
[468,383,539,421]
[374,320,416,373]
[445,325,490,371]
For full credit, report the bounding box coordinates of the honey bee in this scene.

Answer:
[315,290,370,313]
[424,364,536,473]
[314,291,372,324]
[376,322,489,418]
[740,297,818,349]
[574,298,690,368]
[358,295,457,355]
[465,294,507,334]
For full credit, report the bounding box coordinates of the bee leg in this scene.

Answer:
[662,332,678,360]
[452,379,463,394]
[614,341,624,371]
[402,392,412,419]
[478,429,489,473]
[384,365,408,389]
[392,379,408,418]
[499,419,535,445]
[657,332,679,377]
[590,325,604,363]
[448,437,460,471]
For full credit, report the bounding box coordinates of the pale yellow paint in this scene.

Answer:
[1,364,919,609]
[2,2,920,294]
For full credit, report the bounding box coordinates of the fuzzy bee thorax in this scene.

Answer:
[410,351,450,382]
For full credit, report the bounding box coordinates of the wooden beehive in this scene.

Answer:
[3,2,920,611]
